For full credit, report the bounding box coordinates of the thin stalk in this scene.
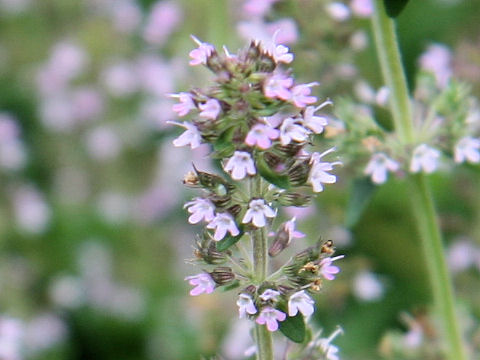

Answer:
[249,176,274,360]
[371,1,467,359]
[371,0,414,144]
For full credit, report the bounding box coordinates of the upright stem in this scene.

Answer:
[371,2,467,359]
[250,176,274,360]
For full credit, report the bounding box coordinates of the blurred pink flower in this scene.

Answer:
[419,43,452,88]
[101,61,139,97]
[85,125,122,161]
[143,1,183,45]
[110,0,142,34]
[12,185,51,234]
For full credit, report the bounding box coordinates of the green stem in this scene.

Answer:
[371,2,467,359]
[371,0,414,144]
[249,176,274,360]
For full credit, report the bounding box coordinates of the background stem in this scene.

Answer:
[371,1,467,359]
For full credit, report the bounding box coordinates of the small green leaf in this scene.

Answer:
[216,231,244,252]
[383,0,410,18]
[279,312,306,343]
[345,177,377,228]
[256,154,291,189]
[221,280,240,292]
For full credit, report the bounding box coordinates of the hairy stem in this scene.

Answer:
[371,1,467,359]
[250,175,274,360]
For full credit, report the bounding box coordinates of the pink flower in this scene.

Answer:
[199,98,221,120]
[243,199,276,228]
[245,123,279,149]
[184,198,215,224]
[237,293,257,318]
[364,153,399,184]
[291,83,318,108]
[302,100,332,134]
[410,144,440,174]
[288,290,314,317]
[224,151,256,180]
[206,212,240,241]
[284,217,305,239]
[350,0,373,18]
[171,92,195,117]
[185,273,215,296]
[143,1,182,46]
[263,73,293,100]
[319,255,344,281]
[243,0,279,17]
[168,121,202,149]
[189,35,215,66]
[259,289,281,302]
[454,136,480,164]
[272,44,294,64]
[255,307,286,332]
[308,148,341,193]
[280,117,309,145]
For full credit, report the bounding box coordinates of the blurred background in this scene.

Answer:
[0,0,479,359]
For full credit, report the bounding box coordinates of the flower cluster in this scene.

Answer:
[335,61,480,186]
[170,36,344,348]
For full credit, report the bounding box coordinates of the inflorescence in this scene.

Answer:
[169,34,343,352]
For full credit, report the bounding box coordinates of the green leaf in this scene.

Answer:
[256,154,291,189]
[345,177,378,228]
[279,312,306,343]
[216,231,244,252]
[383,0,410,18]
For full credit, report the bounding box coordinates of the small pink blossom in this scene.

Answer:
[272,44,294,64]
[171,92,195,117]
[263,73,293,100]
[350,0,373,18]
[364,153,399,184]
[308,148,341,192]
[259,289,281,302]
[242,199,276,227]
[326,2,351,21]
[419,43,452,89]
[207,212,240,241]
[319,255,344,281]
[237,293,258,318]
[288,290,314,317]
[224,151,256,180]
[291,83,318,108]
[410,144,441,174]
[189,35,215,66]
[199,99,221,120]
[245,123,280,149]
[184,198,215,224]
[284,217,305,239]
[255,307,286,332]
[143,1,182,45]
[168,121,202,149]
[280,117,309,145]
[302,101,332,134]
[185,273,215,296]
[243,0,279,17]
[454,136,480,164]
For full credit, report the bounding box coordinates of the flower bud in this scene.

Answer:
[210,267,235,285]
[288,159,311,186]
[194,233,229,264]
[183,171,199,186]
[269,227,291,257]
[276,191,312,207]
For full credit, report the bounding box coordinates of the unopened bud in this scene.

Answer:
[210,267,235,285]
[269,227,291,257]
[288,159,310,186]
[277,191,312,207]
